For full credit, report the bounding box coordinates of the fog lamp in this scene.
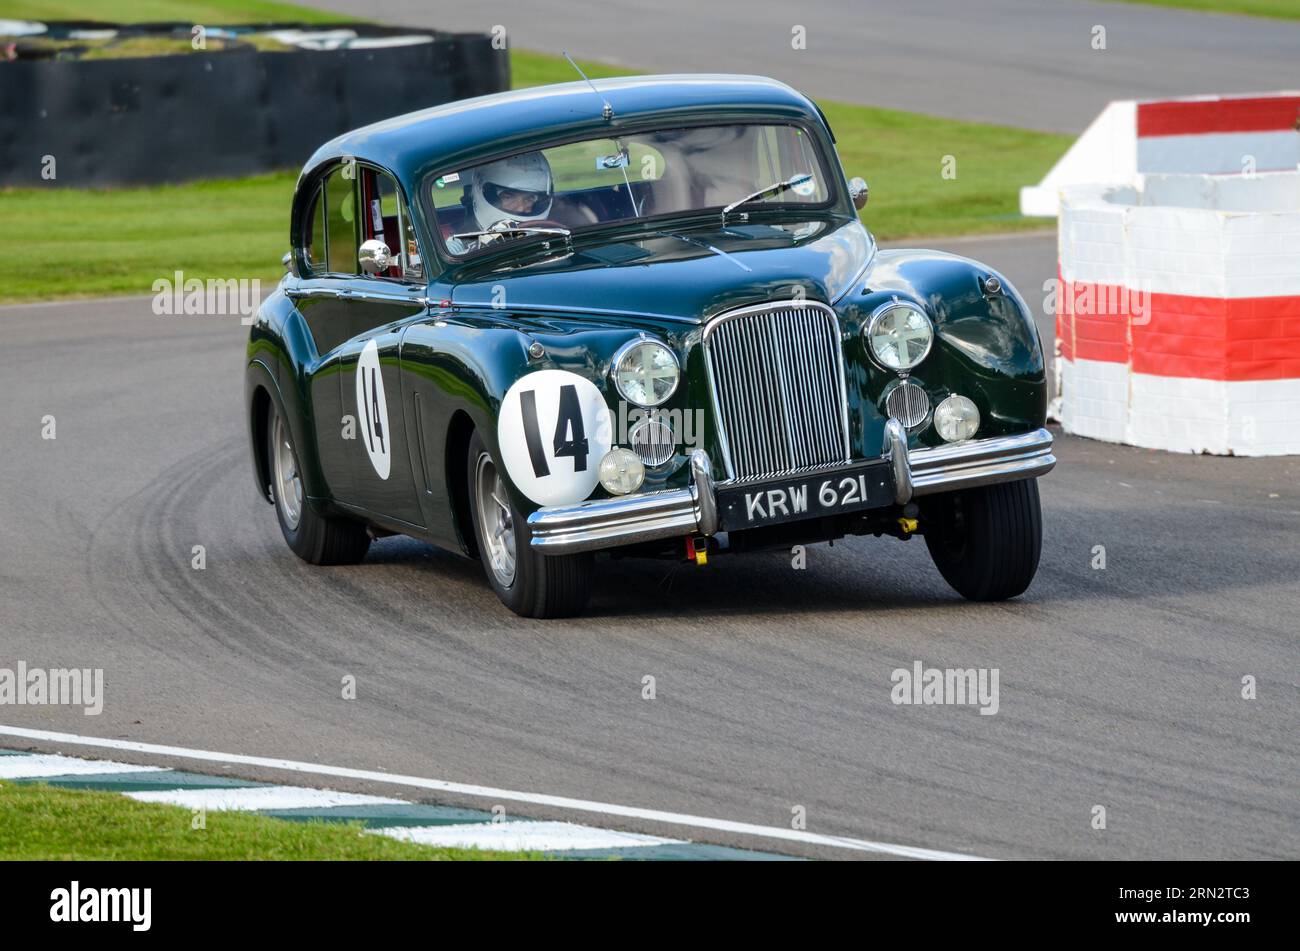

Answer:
[599,448,645,495]
[933,395,980,442]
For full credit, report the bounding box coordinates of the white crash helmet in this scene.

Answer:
[469,152,554,231]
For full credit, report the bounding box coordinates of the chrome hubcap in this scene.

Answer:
[475,452,516,587]
[273,413,302,530]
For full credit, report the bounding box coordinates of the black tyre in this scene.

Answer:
[267,402,370,565]
[466,431,594,618]
[922,478,1042,601]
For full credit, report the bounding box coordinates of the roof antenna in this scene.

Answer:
[563,51,613,121]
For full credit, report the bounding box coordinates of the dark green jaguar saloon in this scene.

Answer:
[246,74,1055,618]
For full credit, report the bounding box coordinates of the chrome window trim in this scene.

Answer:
[425,117,845,265]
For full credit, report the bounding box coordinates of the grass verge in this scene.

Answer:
[0,2,1070,304]
[0,781,539,860]
[1100,0,1300,21]
[0,0,351,22]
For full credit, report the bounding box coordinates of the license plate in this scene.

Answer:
[716,462,895,530]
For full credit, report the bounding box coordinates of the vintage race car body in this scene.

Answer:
[246,74,1055,617]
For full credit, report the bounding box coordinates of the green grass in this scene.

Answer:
[1101,0,1300,21]
[824,100,1067,239]
[0,4,1069,304]
[0,0,351,22]
[0,781,539,860]
[0,172,297,302]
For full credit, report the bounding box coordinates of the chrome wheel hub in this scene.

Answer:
[273,413,303,530]
[475,452,516,587]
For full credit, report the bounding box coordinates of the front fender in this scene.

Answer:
[836,249,1047,453]
[402,312,677,520]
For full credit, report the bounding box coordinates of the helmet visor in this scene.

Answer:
[482,182,549,216]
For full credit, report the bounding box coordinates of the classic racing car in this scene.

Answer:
[246,74,1055,617]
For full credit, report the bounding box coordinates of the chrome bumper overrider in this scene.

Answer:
[527,425,1056,554]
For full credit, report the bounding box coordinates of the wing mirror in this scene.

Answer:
[359,239,394,274]
[848,177,869,211]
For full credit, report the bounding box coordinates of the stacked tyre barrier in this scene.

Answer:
[0,20,510,186]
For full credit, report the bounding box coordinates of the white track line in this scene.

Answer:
[0,752,167,779]
[0,726,992,860]
[375,820,682,852]
[125,786,404,812]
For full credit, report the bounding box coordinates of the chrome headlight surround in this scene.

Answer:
[610,337,680,408]
[864,301,934,373]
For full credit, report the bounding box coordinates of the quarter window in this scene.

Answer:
[304,185,325,271]
[325,165,358,275]
[365,170,423,281]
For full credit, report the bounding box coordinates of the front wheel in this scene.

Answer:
[922,479,1043,601]
[466,431,594,618]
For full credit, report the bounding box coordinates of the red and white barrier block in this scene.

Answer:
[1056,173,1300,456]
[1023,92,1300,217]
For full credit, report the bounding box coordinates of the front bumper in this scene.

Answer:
[527,425,1056,554]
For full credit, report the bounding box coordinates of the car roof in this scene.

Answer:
[302,74,828,187]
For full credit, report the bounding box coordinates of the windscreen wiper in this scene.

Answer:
[721,173,814,221]
[452,225,572,242]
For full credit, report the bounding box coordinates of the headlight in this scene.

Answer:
[933,394,980,442]
[611,339,679,407]
[598,448,645,495]
[865,302,933,372]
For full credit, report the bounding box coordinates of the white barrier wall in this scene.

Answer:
[1023,92,1300,217]
[1056,172,1300,456]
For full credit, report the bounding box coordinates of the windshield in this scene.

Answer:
[426,123,835,257]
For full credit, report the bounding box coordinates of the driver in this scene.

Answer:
[446,152,554,254]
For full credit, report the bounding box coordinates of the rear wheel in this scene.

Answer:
[268,403,370,565]
[922,479,1042,601]
[466,431,594,618]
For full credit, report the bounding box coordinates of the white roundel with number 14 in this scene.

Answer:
[498,370,613,506]
[356,339,391,480]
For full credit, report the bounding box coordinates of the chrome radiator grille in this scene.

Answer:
[703,302,850,483]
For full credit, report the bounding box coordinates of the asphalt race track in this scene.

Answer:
[3,232,1297,860]
[309,0,1300,132]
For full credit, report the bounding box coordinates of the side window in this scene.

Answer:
[304,185,325,272]
[325,166,358,275]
